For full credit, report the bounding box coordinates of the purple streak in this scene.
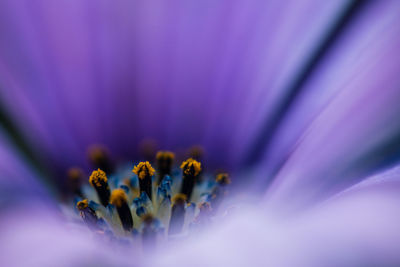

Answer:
[0,0,348,174]
[261,0,400,209]
[0,127,51,202]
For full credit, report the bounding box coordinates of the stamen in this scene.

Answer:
[73,147,231,247]
[89,169,111,207]
[196,202,212,225]
[136,206,148,217]
[133,162,155,200]
[140,191,154,214]
[212,173,231,212]
[183,202,195,231]
[139,139,157,162]
[142,214,157,250]
[67,167,83,197]
[156,151,174,184]
[156,195,171,230]
[216,173,231,185]
[168,193,187,235]
[77,199,89,210]
[110,189,134,232]
[180,158,201,201]
[88,145,114,174]
[76,199,100,231]
[188,145,204,161]
[159,175,173,197]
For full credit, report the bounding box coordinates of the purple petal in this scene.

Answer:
[261,0,400,208]
[0,204,132,267]
[0,128,50,202]
[0,0,348,173]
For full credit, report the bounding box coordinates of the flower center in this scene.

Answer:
[71,147,231,249]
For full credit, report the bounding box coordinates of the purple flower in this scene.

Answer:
[0,0,400,266]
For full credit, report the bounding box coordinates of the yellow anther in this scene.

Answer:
[188,145,204,159]
[68,167,82,180]
[88,145,108,162]
[189,145,204,158]
[139,139,157,160]
[172,193,187,204]
[89,168,108,187]
[77,199,89,210]
[156,151,175,161]
[141,213,154,224]
[110,188,128,207]
[180,158,202,176]
[216,173,231,185]
[132,161,155,180]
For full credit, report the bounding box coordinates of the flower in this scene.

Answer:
[151,167,400,267]
[0,0,400,266]
[72,154,232,246]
